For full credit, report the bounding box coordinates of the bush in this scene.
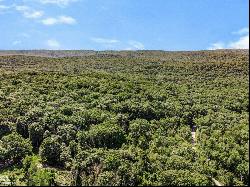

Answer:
[39,136,62,166]
[0,132,32,163]
[78,122,126,149]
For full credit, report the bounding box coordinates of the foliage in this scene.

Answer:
[0,133,32,163]
[22,155,56,186]
[39,136,62,166]
[0,50,248,186]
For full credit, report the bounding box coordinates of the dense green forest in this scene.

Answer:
[0,50,249,186]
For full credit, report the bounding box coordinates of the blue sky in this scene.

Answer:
[0,0,249,50]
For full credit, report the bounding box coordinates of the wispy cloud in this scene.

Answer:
[128,40,145,50]
[0,4,10,13]
[207,42,225,50]
[12,40,22,46]
[42,15,76,25]
[15,5,44,19]
[0,5,9,9]
[20,33,30,38]
[91,37,120,44]
[232,27,249,35]
[208,27,249,50]
[90,38,145,50]
[39,0,80,7]
[228,35,249,49]
[47,39,61,49]
[13,3,77,26]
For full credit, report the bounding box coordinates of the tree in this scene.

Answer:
[77,122,125,149]
[28,122,44,149]
[0,123,11,139]
[22,155,56,186]
[0,132,32,163]
[57,124,77,145]
[39,135,62,166]
[128,119,152,149]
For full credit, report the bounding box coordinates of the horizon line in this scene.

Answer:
[0,49,248,52]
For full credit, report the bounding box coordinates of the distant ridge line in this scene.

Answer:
[0,49,248,58]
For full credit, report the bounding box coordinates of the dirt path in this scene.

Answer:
[192,128,224,186]
[211,178,223,186]
[191,131,196,146]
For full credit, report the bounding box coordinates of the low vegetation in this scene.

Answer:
[0,50,249,186]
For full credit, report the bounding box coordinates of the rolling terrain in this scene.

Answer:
[0,50,249,186]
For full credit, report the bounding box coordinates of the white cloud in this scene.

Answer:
[228,35,249,49]
[12,40,22,46]
[90,38,145,50]
[232,27,249,35]
[0,4,10,13]
[91,37,120,44]
[47,39,61,49]
[26,11,43,19]
[208,27,249,50]
[20,33,30,38]
[42,15,76,25]
[41,17,57,25]
[15,5,29,11]
[0,5,9,9]
[128,40,145,50]
[207,42,225,50]
[59,16,76,24]
[39,0,79,7]
[15,5,43,19]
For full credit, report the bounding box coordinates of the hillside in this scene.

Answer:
[0,50,249,186]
